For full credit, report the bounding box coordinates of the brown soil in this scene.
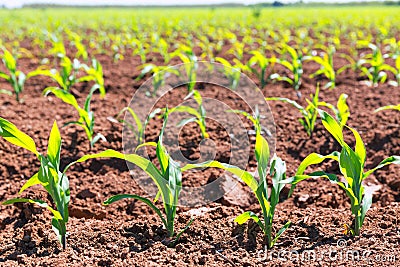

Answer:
[0,42,399,266]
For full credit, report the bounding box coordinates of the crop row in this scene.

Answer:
[2,33,400,106]
[1,48,399,251]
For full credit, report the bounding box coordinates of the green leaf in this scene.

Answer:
[347,126,366,166]
[360,191,372,227]
[51,218,66,248]
[119,107,144,135]
[47,121,61,168]
[363,156,400,178]
[2,48,17,71]
[269,155,286,208]
[0,89,12,96]
[234,211,265,231]
[19,172,41,194]
[226,109,258,129]
[135,141,157,152]
[66,149,170,207]
[338,146,362,188]
[157,109,169,175]
[318,109,344,145]
[182,161,258,192]
[296,152,339,175]
[169,106,200,119]
[173,217,194,244]
[0,117,38,156]
[337,94,350,126]
[176,117,197,127]
[283,171,339,185]
[271,220,291,248]
[84,84,100,112]
[43,87,80,111]
[266,97,308,118]
[215,57,232,68]
[165,157,182,235]
[255,132,270,183]
[104,194,167,229]
[2,198,63,220]
[374,104,400,112]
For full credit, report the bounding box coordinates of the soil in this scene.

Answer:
[0,40,399,266]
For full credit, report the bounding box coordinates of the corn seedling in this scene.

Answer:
[318,93,350,128]
[227,42,245,60]
[0,47,27,102]
[81,58,106,97]
[137,64,179,97]
[44,86,106,149]
[112,107,162,144]
[359,43,395,86]
[309,45,337,89]
[66,30,88,61]
[169,90,209,139]
[157,37,174,64]
[176,45,198,93]
[30,55,82,92]
[67,110,193,244]
[183,108,290,249]
[285,110,400,236]
[214,57,243,90]
[266,86,349,136]
[0,118,70,249]
[131,38,148,64]
[383,37,400,60]
[246,51,275,89]
[47,34,66,58]
[271,45,305,96]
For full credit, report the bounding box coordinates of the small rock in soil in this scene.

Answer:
[77,189,97,199]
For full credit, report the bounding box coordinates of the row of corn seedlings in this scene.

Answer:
[1,86,398,249]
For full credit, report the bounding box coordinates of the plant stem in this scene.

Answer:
[354,215,361,236]
[62,234,66,250]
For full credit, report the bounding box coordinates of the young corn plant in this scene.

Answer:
[309,45,336,89]
[271,45,304,96]
[227,42,245,60]
[66,30,88,61]
[214,57,243,90]
[338,46,363,74]
[137,64,179,97]
[80,58,106,97]
[67,110,193,244]
[176,45,198,93]
[285,110,400,236]
[318,93,350,128]
[44,86,106,149]
[0,47,27,102]
[359,43,395,87]
[266,86,349,136]
[30,55,82,92]
[131,38,149,64]
[246,51,275,89]
[110,107,162,145]
[169,90,209,139]
[0,118,70,249]
[47,34,66,58]
[182,109,290,249]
